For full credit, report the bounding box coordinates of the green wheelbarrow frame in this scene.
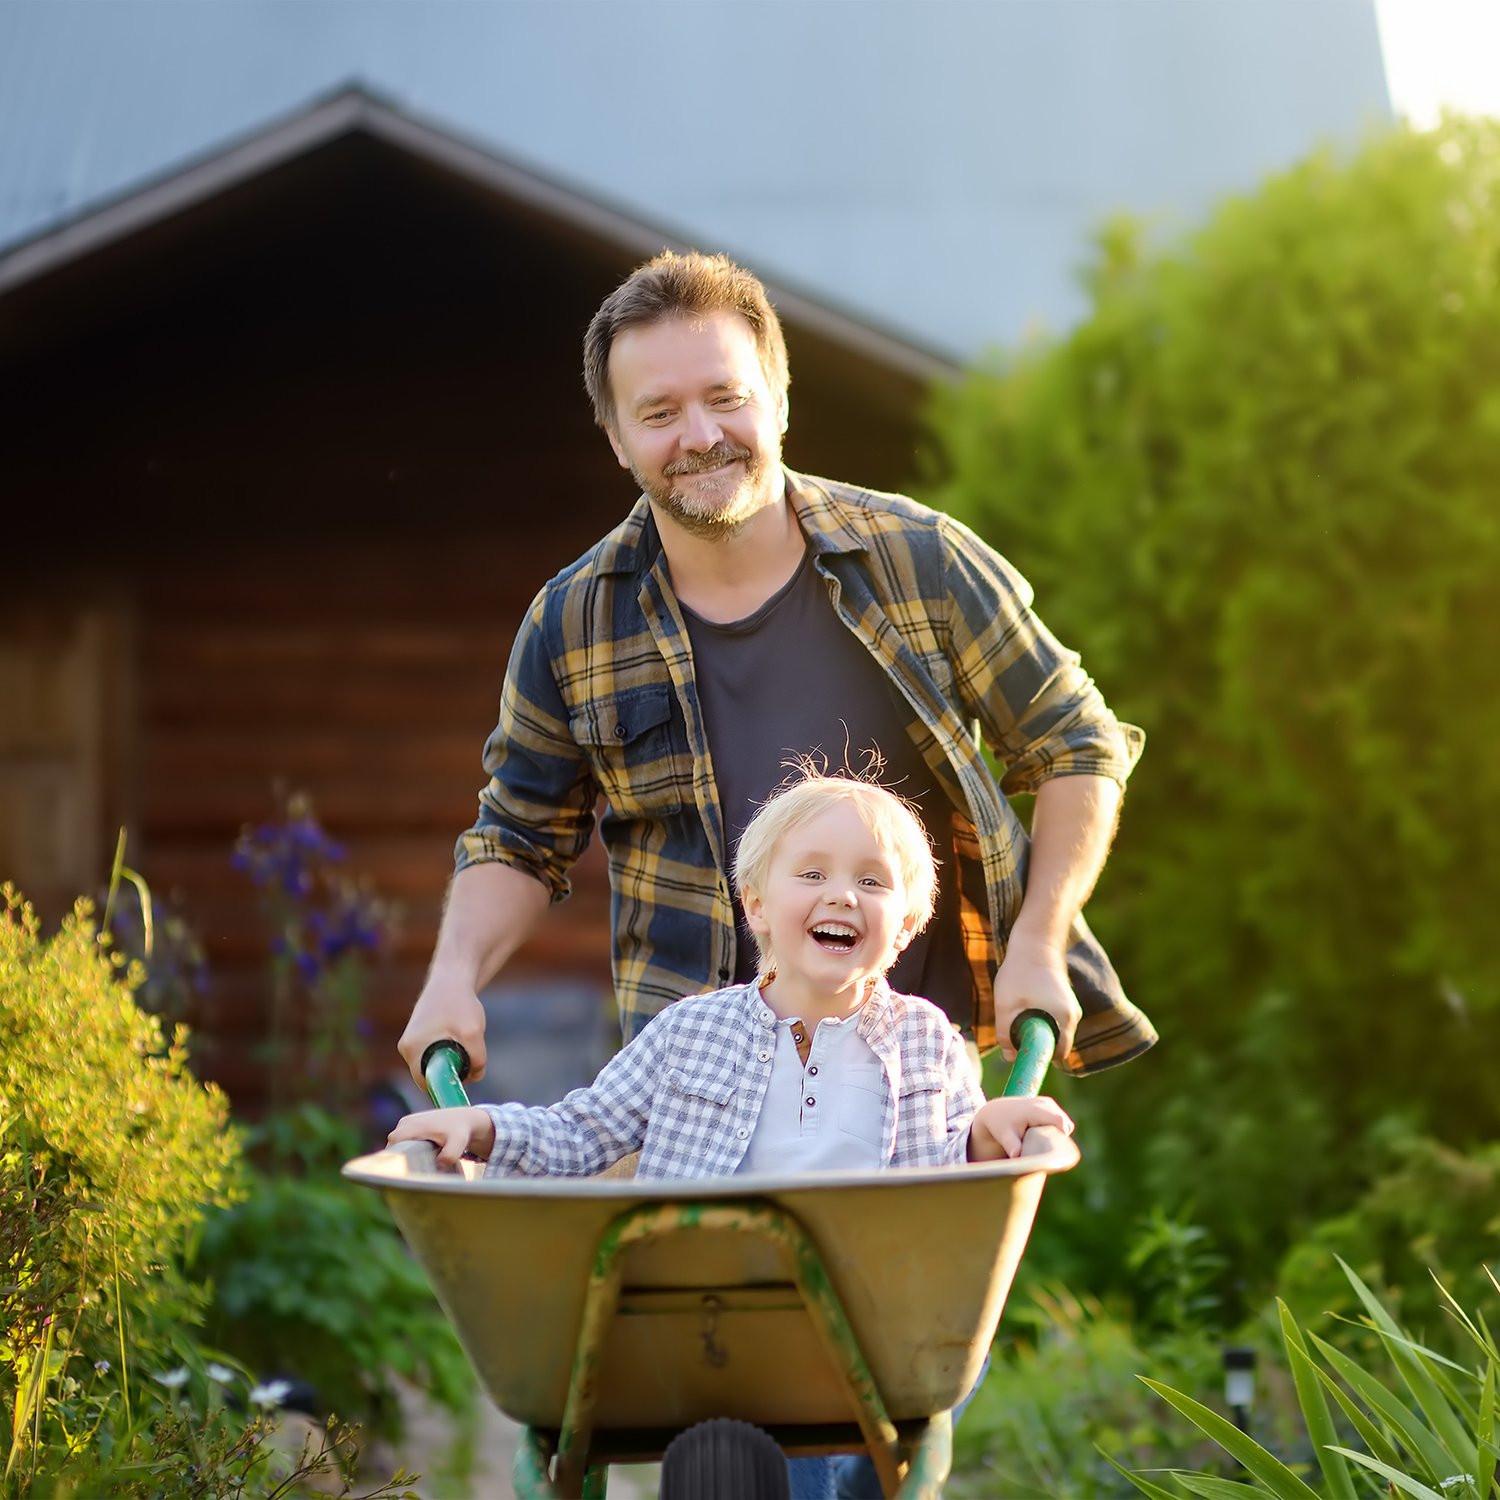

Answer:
[343,1013,1072,1498]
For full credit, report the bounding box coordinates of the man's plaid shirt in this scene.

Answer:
[479,981,984,1181]
[457,470,1157,1073]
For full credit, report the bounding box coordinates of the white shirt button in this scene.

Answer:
[758,1051,771,1062]
[736,1127,749,1139]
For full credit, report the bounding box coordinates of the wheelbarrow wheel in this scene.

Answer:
[659,1418,791,1499]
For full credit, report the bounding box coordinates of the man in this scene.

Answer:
[399,250,1154,1094]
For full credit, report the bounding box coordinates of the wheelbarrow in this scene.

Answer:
[341,1012,1077,1497]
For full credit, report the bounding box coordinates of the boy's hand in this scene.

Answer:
[387,1107,496,1171]
[967,1096,1074,1162]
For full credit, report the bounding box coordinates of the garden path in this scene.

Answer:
[387,1377,659,1498]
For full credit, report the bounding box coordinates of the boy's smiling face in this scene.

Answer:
[742,800,917,1004]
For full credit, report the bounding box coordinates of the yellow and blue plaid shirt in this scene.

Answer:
[457,471,1157,1074]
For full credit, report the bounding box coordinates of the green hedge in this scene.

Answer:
[923,117,1500,1290]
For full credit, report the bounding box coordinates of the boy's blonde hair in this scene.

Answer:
[732,771,938,975]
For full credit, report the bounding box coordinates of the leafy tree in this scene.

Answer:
[923,116,1500,1290]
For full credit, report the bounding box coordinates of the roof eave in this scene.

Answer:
[0,83,959,385]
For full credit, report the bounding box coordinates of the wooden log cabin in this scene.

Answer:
[0,87,951,1112]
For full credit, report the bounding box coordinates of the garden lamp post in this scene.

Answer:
[1223,1346,1256,1434]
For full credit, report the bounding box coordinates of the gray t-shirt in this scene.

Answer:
[681,549,974,1028]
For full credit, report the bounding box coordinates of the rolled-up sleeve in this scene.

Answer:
[481,1010,665,1177]
[942,1025,986,1165]
[939,514,1144,796]
[454,588,597,902]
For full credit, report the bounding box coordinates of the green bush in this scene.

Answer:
[952,1286,1258,1497]
[1115,1259,1499,1499]
[3,887,261,1493]
[0,885,239,1407]
[1276,1126,1500,1347]
[924,115,1500,1295]
[195,1106,473,1441]
[1,886,422,1496]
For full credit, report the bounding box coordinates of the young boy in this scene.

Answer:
[388,772,1072,1178]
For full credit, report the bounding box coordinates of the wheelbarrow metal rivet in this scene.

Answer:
[699,1295,729,1369]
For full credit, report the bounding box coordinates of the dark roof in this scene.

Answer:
[0,82,958,382]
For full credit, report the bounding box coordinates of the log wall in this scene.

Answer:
[0,127,929,1110]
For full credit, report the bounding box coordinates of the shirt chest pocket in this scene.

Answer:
[570,683,687,818]
[659,1067,737,1145]
[835,1062,887,1148]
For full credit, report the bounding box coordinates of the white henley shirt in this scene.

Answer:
[735,1005,887,1175]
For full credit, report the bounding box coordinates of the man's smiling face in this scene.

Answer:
[604,310,789,538]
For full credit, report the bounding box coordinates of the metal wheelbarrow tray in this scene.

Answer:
[343,1127,1079,1497]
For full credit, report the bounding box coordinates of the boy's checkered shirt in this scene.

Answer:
[479,981,985,1181]
[457,470,1157,1074]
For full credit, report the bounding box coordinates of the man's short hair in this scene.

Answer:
[583,251,790,431]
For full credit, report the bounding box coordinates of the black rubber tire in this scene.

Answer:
[658,1418,791,1499]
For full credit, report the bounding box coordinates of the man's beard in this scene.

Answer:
[634,441,776,539]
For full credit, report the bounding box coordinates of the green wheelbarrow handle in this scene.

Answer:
[420,1040,473,1109]
[1000,1009,1060,1100]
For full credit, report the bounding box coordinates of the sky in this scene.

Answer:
[1376,0,1500,125]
